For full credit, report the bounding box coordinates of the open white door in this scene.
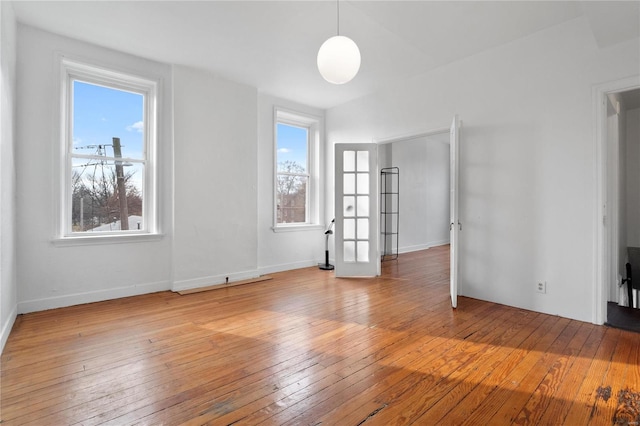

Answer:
[335,143,379,277]
[450,116,460,308]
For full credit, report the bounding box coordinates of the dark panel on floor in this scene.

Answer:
[607,302,640,333]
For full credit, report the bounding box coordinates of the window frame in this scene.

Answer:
[273,107,322,232]
[56,58,160,244]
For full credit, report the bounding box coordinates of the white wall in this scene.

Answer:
[257,94,325,274]
[172,65,259,289]
[1,1,18,351]
[16,26,174,313]
[391,136,450,253]
[326,17,640,323]
[626,108,640,247]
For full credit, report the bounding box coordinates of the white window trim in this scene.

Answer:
[54,57,160,245]
[272,107,323,232]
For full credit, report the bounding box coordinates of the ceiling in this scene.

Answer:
[10,1,640,110]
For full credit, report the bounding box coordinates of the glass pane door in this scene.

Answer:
[335,144,379,277]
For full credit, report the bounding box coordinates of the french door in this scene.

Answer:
[334,144,379,277]
[450,115,460,308]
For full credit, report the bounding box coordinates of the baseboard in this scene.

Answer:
[1,304,17,354]
[17,280,171,314]
[398,240,449,254]
[258,259,319,276]
[177,276,273,295]
[172,269,261,293]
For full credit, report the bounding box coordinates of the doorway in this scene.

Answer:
[377,132,451,255]
[595,77,640,327]
[334,118,460,309]
[376,126,455,307]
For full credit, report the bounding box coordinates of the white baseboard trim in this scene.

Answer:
[172,269,262,293]
[1,304,17,354]
[258,259,319,276]
[18,280,171,314]
[398,240,450,254]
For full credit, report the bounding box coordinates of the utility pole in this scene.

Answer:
[112,137,129,230]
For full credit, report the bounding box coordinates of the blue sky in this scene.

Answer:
[277,123,308,172]
[72,80,144,159]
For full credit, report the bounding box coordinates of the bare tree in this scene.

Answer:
[72,164,142,231]
[277,160,307,223]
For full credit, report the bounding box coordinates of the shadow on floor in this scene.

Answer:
[606,302,640,333]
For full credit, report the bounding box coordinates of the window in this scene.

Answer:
[274,108,321,230]
[276,123,309,223]
[59,59,158,239]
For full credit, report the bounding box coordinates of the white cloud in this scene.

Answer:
[126,121,144,133]
[278,148,291,153]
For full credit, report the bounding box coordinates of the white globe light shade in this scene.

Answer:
[317,35,361,84]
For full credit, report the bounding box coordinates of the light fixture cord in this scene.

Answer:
[337,0,340,36]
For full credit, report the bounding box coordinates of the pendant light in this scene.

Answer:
[317,0,361,84]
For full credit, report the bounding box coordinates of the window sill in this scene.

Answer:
[52,233,164,247]
[272,224,324,233]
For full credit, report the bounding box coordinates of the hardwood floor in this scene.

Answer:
[2,245,639,425]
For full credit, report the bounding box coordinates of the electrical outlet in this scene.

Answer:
[536,281,547,294]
